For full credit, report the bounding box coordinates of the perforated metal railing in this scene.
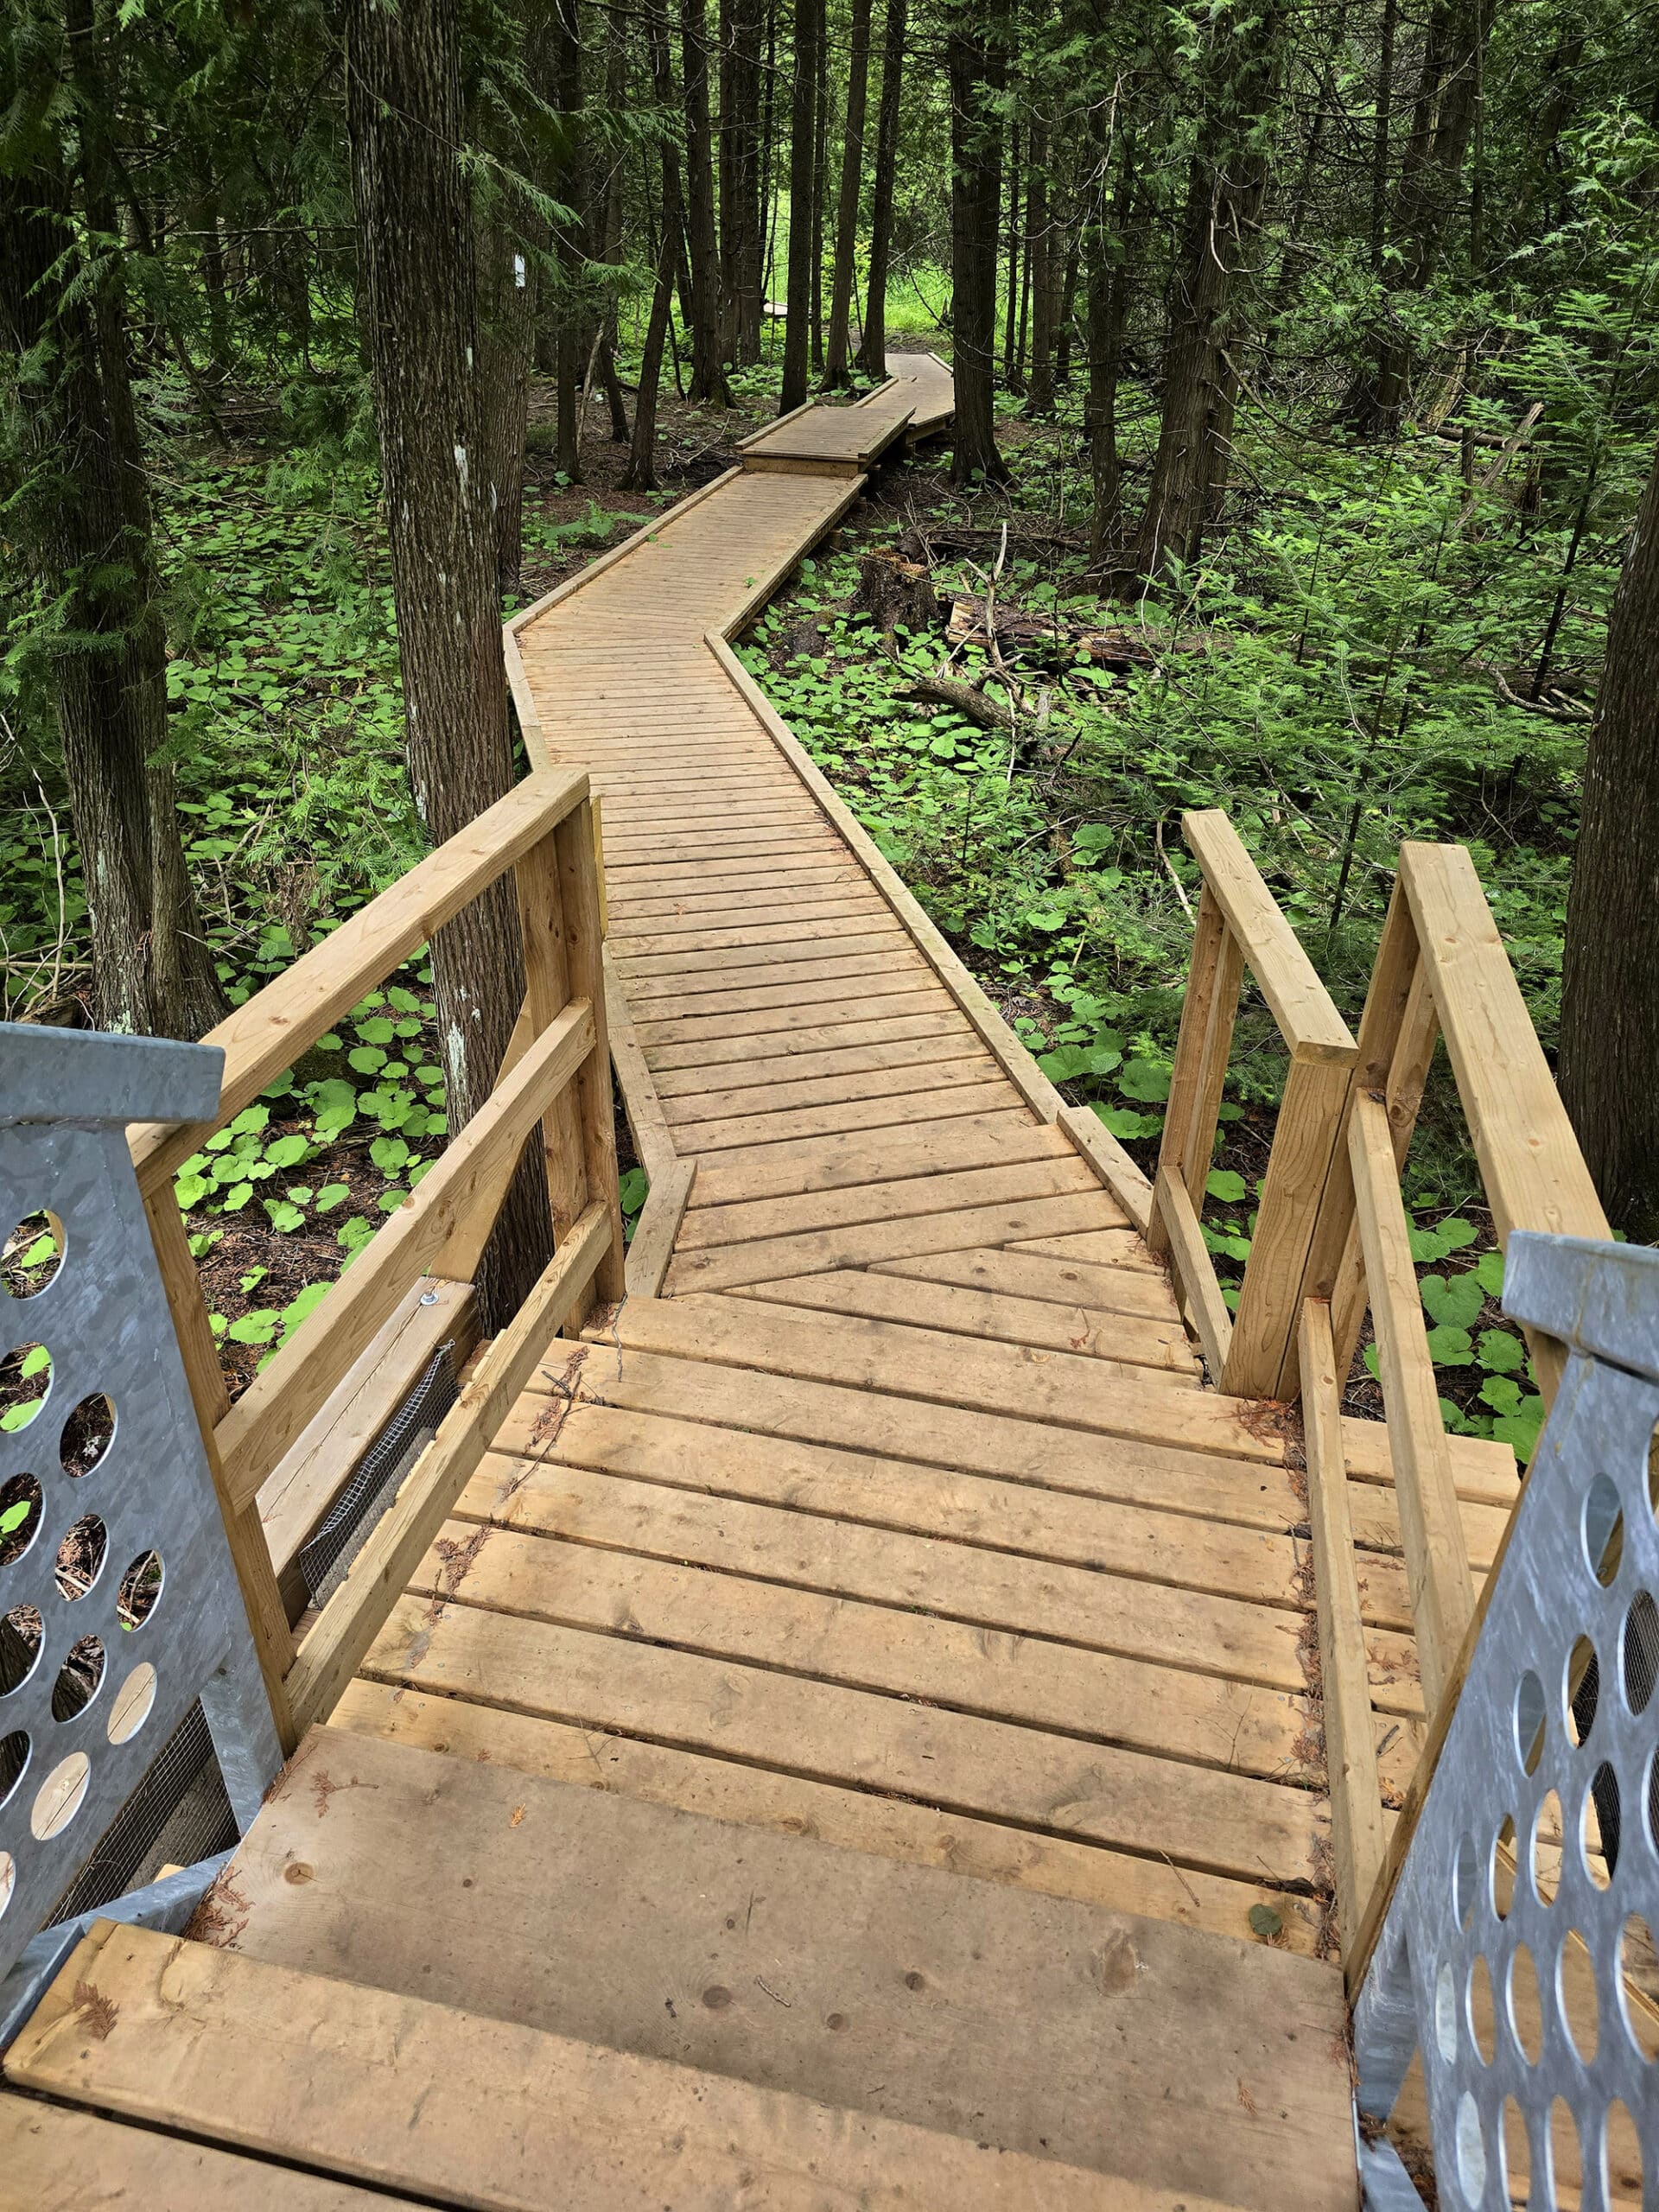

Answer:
[0,1025,279,1981]
[1354,1232,1659,2211]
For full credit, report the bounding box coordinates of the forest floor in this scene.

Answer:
[0,354,1578,1453]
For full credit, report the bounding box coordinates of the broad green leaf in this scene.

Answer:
[226,1310,280,1344]
[1118,1058,1173,1103]
[1477,1329,1527,1374]
[1205,1169,1247,1204]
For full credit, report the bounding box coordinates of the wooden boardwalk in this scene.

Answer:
[0,359,1418,2207]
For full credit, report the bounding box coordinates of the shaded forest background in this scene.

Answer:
[3,0,1659,1447]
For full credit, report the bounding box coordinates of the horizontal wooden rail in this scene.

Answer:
[130,771,590,1196]
[1147,812,1357,1399]
[138,772,621,1756]
[216,998,596,1516]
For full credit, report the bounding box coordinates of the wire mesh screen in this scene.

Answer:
[45,1699,235,1925]
[300,1339,458,1607]
[1354,1232,1659,2211]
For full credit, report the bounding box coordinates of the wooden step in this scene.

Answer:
[489,1397,1424,1714]
[588,1294,1274,1459]
[189,1727,1356,2212]
[734,1268,1198,1374]
[4,1917,1186,2212]
[0,2099,413,2210]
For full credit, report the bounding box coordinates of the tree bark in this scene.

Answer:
[550,0,586,478]
[476,219,535,595]
[945,0,1009,483]
[822,0,873,385]
[1001,117,1020,390]
[810,12,829,372]
[1128,2,1281,577]
[1026,120,1054,415]
[1084,130,1134,566]
[719,0,765,363]
[1559,440,1659,1242]
[622,0,684,489]
[1,0,223,1039]
[681,0,732,402]
[345,0,550,1325]
[780,0,823,408]
[853,0,906,380]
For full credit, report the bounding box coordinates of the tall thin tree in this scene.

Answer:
[780,0,823,408]
[344,0,550,1323]
[944,0,1009,482]
[822,0,873,385]
[622,0,684,487]
[854,0,906,380]
[681,0,732,401]
[1,0,223,1037]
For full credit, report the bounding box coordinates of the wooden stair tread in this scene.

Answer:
[731,1268,1199,1373]
[200,1727,1354,2212]
[0,2099,417,2210]
[359,1589,1326,1885]
[6,1916,1195,2212]
[581,1294,1276,1458]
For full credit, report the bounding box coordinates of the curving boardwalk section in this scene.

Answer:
[3,366,1376,2209]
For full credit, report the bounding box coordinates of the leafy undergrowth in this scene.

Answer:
[741,399,1578,1458]
[2,379,767,1392]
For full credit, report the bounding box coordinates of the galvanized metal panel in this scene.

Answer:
[0,1024,277,1976]
[1355,1232,1659,2210]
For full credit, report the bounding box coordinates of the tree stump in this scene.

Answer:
[855,548,941,640]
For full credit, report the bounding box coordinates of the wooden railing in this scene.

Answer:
[1155,818,1611,1973]
[132,769,625,1754]
[1293,842,1609,1977]
[1148,810,1358,1396]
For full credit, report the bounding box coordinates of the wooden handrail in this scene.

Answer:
[1397,840,1608,1402]
[130,770,589,1195]
[1148,812,1357,1399]
[1347,1094,1476,1707]
[1181,813,1356,1061]
[140,770,621,1754]
[1299,1298,1387,1947]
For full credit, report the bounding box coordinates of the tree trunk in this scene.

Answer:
[810,16,828,372]
[476,219,535,595]
[550,0,586,477]
[1053,213,1080,388]
[1001,117,1020,389]
[1,0,223,1039]
[622,0,684,489]
[780,0,823,409]
[945,0,1008,483]
[719,0,765,363]
[1085,136,1133,566]
[1026,121,1053,415]
[345,0,550,1325]
[1129,3,1281,577]
[1559,441,1659,1242]
[681,0,732,402]
[853,0,906,380]
[822,0,872,385]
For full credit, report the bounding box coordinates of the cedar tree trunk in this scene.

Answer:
[822,0,872,385]
[1560,440,1659,1241]
[345,0,550,1325]
[854,0,906,380]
